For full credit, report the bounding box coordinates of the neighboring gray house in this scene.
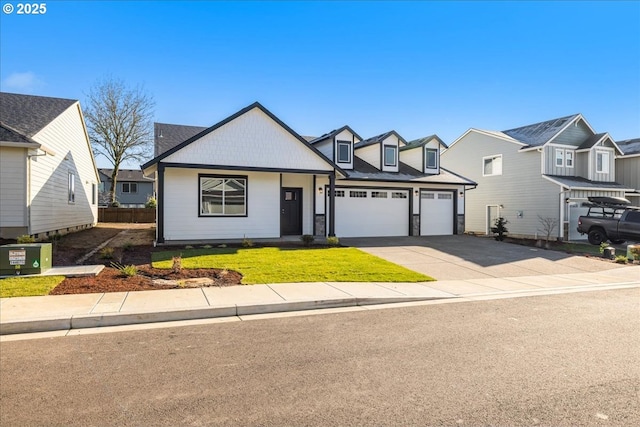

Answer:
[442,114,634,241]
[0,92,100,239]
[615,138,640,204]
[144,103,475,243]
[98,168,155,207]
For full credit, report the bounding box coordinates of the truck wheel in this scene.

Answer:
[610,239,626,245]
[588,228,607,245]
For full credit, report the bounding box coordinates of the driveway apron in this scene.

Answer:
[343,235,628,280]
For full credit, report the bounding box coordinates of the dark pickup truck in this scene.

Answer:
[577,197,640,245]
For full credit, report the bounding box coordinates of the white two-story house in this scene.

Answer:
[441,114,634,241]
[144,103,475,243]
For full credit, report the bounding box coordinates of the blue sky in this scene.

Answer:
[1,1,639,169]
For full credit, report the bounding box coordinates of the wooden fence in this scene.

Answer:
[98,208,156,223]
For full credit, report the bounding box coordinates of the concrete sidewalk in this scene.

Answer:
[1,266,639,336]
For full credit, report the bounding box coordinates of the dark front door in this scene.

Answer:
[281,188,302,235]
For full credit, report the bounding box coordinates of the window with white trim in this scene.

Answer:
[482,155,502,176]
[596,151,610,174]
[68,172,75,203]
[200,176,247,216]
[425,148,438,169]
[555,148,564,167]
[565,150,574,168]
[336,140,351,163]
[384,145,397,167]
[122,182,138,193]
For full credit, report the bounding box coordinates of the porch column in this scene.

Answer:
[157,163,165,244]
[328,171,336,237]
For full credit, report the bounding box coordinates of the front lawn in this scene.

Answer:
[0,276,66,298]
[152,247,434,284]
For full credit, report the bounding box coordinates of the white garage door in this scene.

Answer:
[329,188,409,237]
[568,202,590,241]
[420,191,454,236]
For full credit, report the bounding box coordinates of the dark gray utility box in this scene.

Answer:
[0,243,52,275]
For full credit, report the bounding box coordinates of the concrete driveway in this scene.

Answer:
[343,235,632,280]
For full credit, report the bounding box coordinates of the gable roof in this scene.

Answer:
[617,137,640,156]
[355,130,408,149]
[0,122,37,145]
[142,102,343,174]
[345,157,475,185]
[154,122,208,156]
[308,125,363,145]
[502,114,582,148]
[0,92,76,138]
[98,168,154,182]
[401,134,447,151]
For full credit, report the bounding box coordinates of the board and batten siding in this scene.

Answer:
[552,120,592,146]
[163,168,281,241]
[0,147,28,231]
[616,156,640,191]
[589,147,616,182]
[28,103,98,235]
[163,108,333,172]
[544,145,576,177]
[442,131,560,238]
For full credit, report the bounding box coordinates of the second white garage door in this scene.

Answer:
[329,188,410,237]
[420,191,454,236]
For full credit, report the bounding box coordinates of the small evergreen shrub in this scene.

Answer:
[491,217,509,241]
[111,262,137,277]
[145,196,157,209]
[122,242,134,251]
[615,255,628,264]
[326,236,340,247]
[301,235,315,246]
[99,247,115,259]
[17,235,35,244]
[111,201,120,207]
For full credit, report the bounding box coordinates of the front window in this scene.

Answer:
[482,155,502,176]
[200,175,247,216]
[596,151,610,174]
[425,148,438,169]
[384,145,397,167]
[566,150,574,168]
[336,140,351,163]
[122,182,138,193]
[68,172,75,203]
[555,148,564,167]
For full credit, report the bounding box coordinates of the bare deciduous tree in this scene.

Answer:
[537,215,559,244]
[84,77,155,204]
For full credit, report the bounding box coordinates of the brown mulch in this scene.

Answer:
[38,224,243,295]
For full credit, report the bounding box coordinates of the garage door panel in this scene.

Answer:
[329,189,409,238]
[420,191,454,236]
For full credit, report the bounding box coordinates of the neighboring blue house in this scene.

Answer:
[98,168,155,207]
[615,138,640,204]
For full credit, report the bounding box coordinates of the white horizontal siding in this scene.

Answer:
[164,108,333,172]
[29,103,98,235]
[442,131,560,237]
[163,168,280,240]
[0,147,27,227]
[355,144,380,169]
[399,147,422,172]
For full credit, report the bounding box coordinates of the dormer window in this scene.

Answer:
[336,140,351,163]
[425,148,438,170]
[384,145,397,167]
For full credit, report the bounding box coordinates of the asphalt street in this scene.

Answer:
[1,288,639,426]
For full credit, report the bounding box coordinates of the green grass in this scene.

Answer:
[153,247,434,284]
[0,276,65,298]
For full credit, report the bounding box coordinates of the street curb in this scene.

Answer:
[0,295,457,335]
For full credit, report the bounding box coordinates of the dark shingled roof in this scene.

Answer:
[617,138,640,156]
[502,114,580,147]
[154,122,208,156]
[98,168,154,182]
[577,133,608,150]
[354,130,407,149]
[0,123,36,144]
[401,134,447,150]
[346,157,475,185]
[544,175,634,190]
[0,92,76,138]
[308,125,363,145]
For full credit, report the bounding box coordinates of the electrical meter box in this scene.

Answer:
[0,243,52,275]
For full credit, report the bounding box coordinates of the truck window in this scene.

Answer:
[626,211,640,223]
